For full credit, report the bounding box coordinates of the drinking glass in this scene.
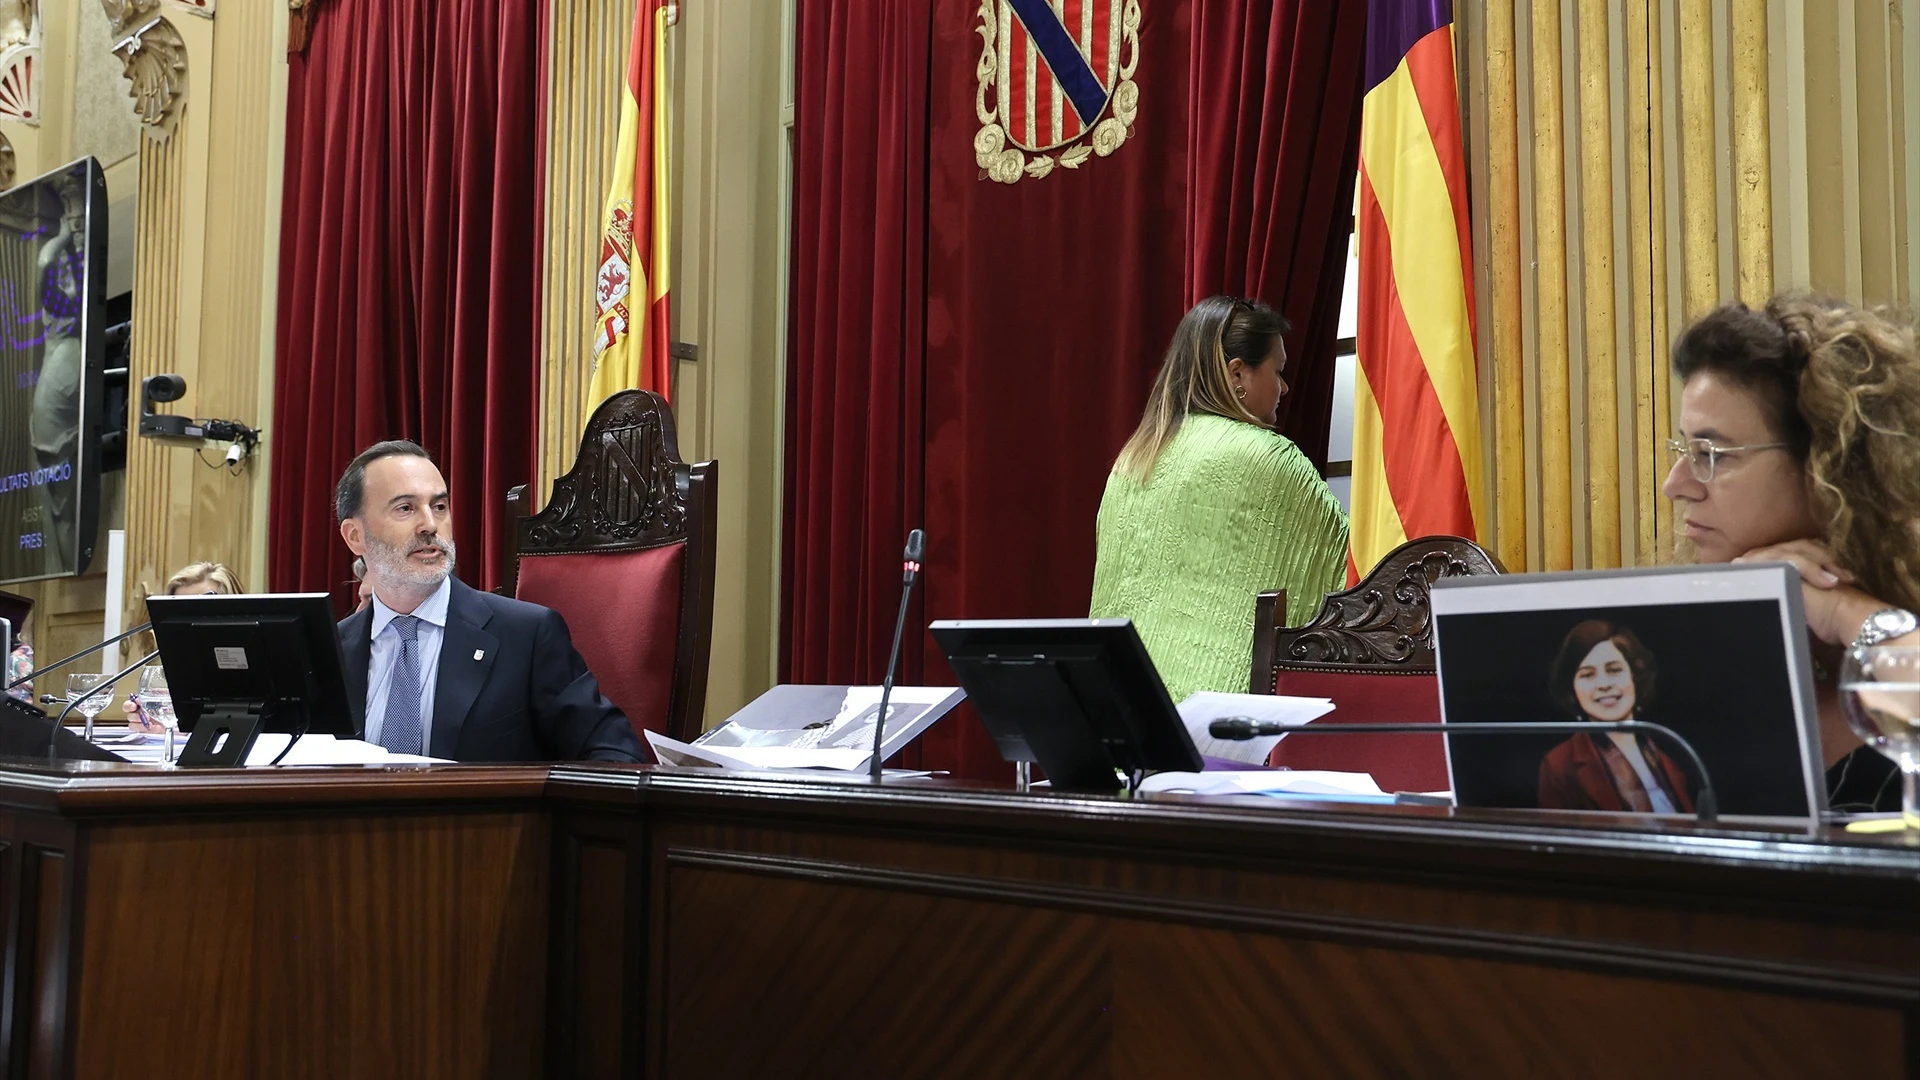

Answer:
[1839,645,1920,830]
[138,666,176,763]
[64,673,110,742]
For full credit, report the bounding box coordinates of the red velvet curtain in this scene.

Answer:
[782,4,932,688]
[1184,0,1367,465]
[786,0,1365,779]
[269,0,545,602]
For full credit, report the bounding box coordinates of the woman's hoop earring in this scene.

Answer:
[1234,385,1247,399]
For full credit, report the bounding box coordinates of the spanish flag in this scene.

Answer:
[1348,0,1485,580]
[588,0,675,412]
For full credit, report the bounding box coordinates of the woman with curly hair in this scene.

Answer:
[1664,292,1920,812]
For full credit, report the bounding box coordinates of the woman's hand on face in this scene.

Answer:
[1732,539,1855,588]
[1736,540,1881,645]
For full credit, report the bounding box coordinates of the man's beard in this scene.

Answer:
[363,531,456,591]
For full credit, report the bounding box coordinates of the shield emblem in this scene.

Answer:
[975,0,1140,184]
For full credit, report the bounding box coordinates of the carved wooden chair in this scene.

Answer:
[1251,535,1502,792]
[504,390,717,745]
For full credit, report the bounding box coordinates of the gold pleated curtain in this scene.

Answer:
[1460,0,1920,574]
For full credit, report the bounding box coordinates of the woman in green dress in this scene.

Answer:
[1090,296,1350,702]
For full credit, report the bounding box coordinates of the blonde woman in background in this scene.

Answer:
[124,562,244,731]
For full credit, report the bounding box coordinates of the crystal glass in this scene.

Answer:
[1839,645,1920,830]
[138,665,176,763]
[64,673,110,742]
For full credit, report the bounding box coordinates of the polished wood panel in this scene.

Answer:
[70,812,548,1078]
[23,850,63,1080]
[1110,925,1900,1078]
[604,770,1920,1079]
[662,865,1110,1078]
[0,764,552,1079]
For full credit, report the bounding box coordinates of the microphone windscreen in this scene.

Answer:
[1209,717,1258,740]
[905,529,925,561]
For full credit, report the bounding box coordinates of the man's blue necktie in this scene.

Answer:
[381,615,424,755]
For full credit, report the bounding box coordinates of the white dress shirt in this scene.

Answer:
[363,576,451,750]
[1609,730,1678,814]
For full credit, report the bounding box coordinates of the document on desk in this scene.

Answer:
[644,685,966,773]
[644,731,871,772]
[1137,770,1383,798]
[243,735,448,766]
[101,733,447,766]
[1177,691,1336,765]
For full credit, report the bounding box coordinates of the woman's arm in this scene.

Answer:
[1736,539,1920,646]
[1239,437,1349,626]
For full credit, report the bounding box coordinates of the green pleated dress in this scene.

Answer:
[1090,414,1350,703]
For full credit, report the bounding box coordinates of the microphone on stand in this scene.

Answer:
[1208,717,1720,823]
[5,621,153,693]
[870,529,926,782]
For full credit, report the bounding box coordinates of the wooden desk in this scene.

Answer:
[4,761,1920,1078]
[0,761,552,1079]
[549,769,1920,1079]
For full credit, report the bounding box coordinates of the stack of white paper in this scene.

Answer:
[1176,691,1337,765]
[243,734,447,766]
[1137,769,1383,797]
[95,732,446,767]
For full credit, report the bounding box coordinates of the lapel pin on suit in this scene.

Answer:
[473,649,485,661]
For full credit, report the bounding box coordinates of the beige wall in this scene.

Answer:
[1461,0,1920,574]
[540,0,788,729]
[5,1,286,673]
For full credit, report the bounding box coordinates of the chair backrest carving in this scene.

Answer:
[1252,535,1502,691]
[506,390,717,743]
[517,393,691,556]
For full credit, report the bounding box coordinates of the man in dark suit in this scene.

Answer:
[334,440,643,763]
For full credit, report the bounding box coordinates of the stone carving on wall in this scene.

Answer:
[101,1,186,139]
[0,0,40,126]
[0,131,16,189]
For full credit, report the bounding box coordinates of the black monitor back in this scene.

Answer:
[148,593,358,738]
[930,618,1201,792]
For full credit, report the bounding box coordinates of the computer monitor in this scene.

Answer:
[929,618,1202,792]
[148,592,357,767]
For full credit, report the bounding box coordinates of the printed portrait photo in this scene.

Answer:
[1436,600,1817,819]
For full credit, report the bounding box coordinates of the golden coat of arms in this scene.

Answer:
[974,0,1141,184]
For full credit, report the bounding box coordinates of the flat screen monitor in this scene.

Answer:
[929,618,1202,792]
[0,158,108,584]
[148,593,359,741]
[1432,563,1823,821]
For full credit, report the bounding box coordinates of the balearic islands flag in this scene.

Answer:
[589,0,675,412]
[1348,0,1486,580]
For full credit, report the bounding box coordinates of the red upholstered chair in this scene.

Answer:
[504,390,717,744]
[1251,535,1502,793]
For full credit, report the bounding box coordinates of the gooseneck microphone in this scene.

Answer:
[1209,718,1720,822]
[871,529,926,782]
[5,621,154,693]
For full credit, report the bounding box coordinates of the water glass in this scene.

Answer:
[138,666,176,762]
[65,673,109,742]
[1839,645,1920,831]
